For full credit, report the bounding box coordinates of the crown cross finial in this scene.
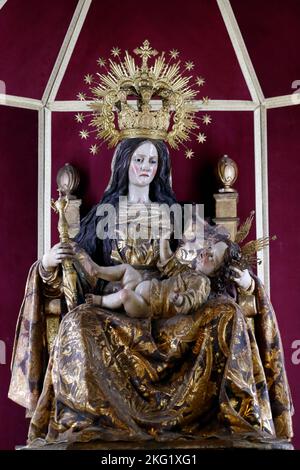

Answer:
[134,40,158,69]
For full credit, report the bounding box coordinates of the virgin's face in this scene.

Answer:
[128,142,158,186]
[195,241,228,276]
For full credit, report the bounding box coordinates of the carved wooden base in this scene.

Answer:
[19,436,293,451]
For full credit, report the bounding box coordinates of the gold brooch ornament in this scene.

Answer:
[76,40,212,155]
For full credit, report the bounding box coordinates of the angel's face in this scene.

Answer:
[194,241,228,276]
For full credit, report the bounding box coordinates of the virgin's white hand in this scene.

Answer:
[231,267,252,290]
[42,242,75,270]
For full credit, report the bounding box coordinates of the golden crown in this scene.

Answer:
[75,40,212,157]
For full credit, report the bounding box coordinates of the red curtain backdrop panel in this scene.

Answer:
[231,0,300,98]
[0,0,78,99]
[0,107,38,449]
[268,105,300,448]
[57,0,250,101]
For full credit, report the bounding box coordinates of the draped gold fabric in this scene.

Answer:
[9,235,293,445]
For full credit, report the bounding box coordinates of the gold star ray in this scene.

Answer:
[79,129,89,139]
[84,74,94,85]
[202,114,212,125]
[185,149,194,159]
[77,92,86,101]
[169,49,179,59]
[111,47,121,57]
[197,133,206,144]
[75,113,85,123]
[196,76,205,87]
[90,144,99,155]
[185,61,194,71]
[97,57,106,67]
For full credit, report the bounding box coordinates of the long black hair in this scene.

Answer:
[209,239,243,296]
[75,138,177,264]
[191,223,247,297]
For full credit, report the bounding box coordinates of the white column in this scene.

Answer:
[0,0,7,11]
[38,108,52,257]
[254,105,270,292]
[0,94,42,110]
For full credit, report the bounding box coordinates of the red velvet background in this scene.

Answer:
[0,107,38,449]
[0,0,299,450]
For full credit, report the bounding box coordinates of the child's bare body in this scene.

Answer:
[85,263,151,318]
[84,260,210,319]
[78,214,251,319]
[85,263,202,318]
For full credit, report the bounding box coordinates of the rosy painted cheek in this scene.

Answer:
[132,163,141,176]
[149,165,158,177]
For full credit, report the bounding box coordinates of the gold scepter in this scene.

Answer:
[51,192,78,311]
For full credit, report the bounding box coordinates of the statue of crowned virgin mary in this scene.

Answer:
[9,40,293,449]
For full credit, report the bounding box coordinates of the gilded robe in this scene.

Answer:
[9,234,293,445]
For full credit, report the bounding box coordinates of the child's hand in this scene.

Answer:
[230,267,252,291]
